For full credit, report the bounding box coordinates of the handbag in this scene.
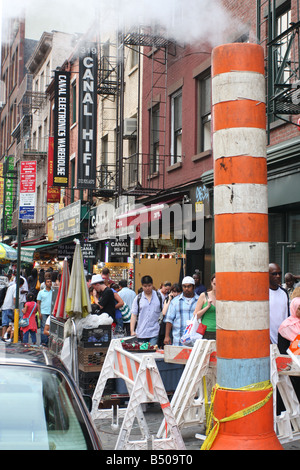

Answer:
[19,303,36,328]
[120,303,131,322]
[197,292,210,336]
[197,322,207,336]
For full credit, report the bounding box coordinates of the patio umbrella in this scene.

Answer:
[0,243,17,263]
[52,258,70,319]
[65,241,91,319]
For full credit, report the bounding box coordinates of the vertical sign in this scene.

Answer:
[77,44,97,189]
[4,157,14,230]
[53,71,70,187]
[47,136,60,202]
[19,161,37,220]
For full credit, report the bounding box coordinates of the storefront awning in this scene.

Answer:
[115,203,164,229]
[20,237,78,263]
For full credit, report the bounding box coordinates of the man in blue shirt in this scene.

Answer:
[37,278,53,346]
[164,276,199,346]
[130,275,162,346]
[118,279,136,309]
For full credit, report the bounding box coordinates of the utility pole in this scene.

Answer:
[203,43,282,450]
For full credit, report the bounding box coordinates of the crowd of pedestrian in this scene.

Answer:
[88,268,214,348]
[0,267,60,345]
[1,262,299,353]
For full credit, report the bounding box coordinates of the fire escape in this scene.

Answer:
[11,73,47,234]
[96,26,174,200]
[257,0,300,143]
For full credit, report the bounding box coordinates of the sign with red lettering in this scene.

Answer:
[19,161,37,220]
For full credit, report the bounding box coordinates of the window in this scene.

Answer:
[38,126,43,152]
[101,135,109,188]
[71,158,75,203]
[102,135,108,165]
[150,105,160,174]
[276,6,292,85]
[0,366,93,450]
[131,46,139,69]
[170,89,182,165]
[198,73,211,153]
[40,71,45,93]
[72,81,77,124]
[128,138,137,186]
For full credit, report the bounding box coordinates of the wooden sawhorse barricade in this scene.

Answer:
[91,338,186,450]
[271,344,300,444]
[157,339,216,439]
[161,341,300,446]
[91,338,300,448]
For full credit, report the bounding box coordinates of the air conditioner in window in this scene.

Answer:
[124,118,137,138]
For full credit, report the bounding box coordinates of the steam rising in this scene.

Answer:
[2,0,242,47]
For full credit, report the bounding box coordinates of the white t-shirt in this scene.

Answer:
[269,287,289,344]
[2,284,16,310]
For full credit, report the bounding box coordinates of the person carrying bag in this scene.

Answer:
[20,293,38,344]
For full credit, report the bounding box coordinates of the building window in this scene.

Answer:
[197,73,211,153]
[128,138,137,186]
[131,46,139,69]
[170,89,182,165]
[276,5,292,85]
[72,81,77,124]
[150,105,160,174]
[71,158,75,203]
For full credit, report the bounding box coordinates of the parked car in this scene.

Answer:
[0,343,102,450]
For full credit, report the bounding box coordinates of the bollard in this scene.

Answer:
[205,43,282,450]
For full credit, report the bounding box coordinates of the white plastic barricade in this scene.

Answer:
[271,344,300,444]
[91,339,186,450]
[157,339,216,438]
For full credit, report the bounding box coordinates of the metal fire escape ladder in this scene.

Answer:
[121,26,171,196]
[257,0,300,144]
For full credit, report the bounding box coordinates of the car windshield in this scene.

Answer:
[0,365,93,450]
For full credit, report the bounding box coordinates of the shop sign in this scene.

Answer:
[47,136,61,202]
[89,203,116,241]
[19,160,36,220]
[53,71,70,187]
[109,238,130,257]
[4,157,14,229]
[77,44,97,189]
[54,200,81,239]
[58,241,95,260]
[81,242,96,259]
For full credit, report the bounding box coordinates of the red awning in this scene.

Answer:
[116,203,164,229]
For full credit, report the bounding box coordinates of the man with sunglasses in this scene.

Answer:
[269,263,289,344]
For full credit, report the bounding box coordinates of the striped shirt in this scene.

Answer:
[165,293,199,345]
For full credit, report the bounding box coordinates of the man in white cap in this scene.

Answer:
[164,276,199,346]
[91,274,116,320]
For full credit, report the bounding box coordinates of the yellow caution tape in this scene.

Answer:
[201,380,273,450]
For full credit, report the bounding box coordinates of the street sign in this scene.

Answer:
[19,161,37,220]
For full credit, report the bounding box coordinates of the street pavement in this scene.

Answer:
[95,401,300,451]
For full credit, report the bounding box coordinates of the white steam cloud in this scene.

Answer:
[2,0,244,47]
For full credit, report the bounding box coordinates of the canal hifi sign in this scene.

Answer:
[77,44,97,189]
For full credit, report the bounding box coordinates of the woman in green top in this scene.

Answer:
[193,274,216,340]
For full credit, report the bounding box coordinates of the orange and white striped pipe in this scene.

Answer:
[211,43,282,450]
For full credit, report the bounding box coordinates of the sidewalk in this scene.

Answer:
[95,401,300,450]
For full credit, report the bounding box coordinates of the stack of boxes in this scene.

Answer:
[78,326,112,396]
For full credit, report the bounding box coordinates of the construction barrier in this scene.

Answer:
[160,340,300,447]
[157,339,216,439]
[90,337,300,448]
[91,338,186,450]
[271,344,300,444]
